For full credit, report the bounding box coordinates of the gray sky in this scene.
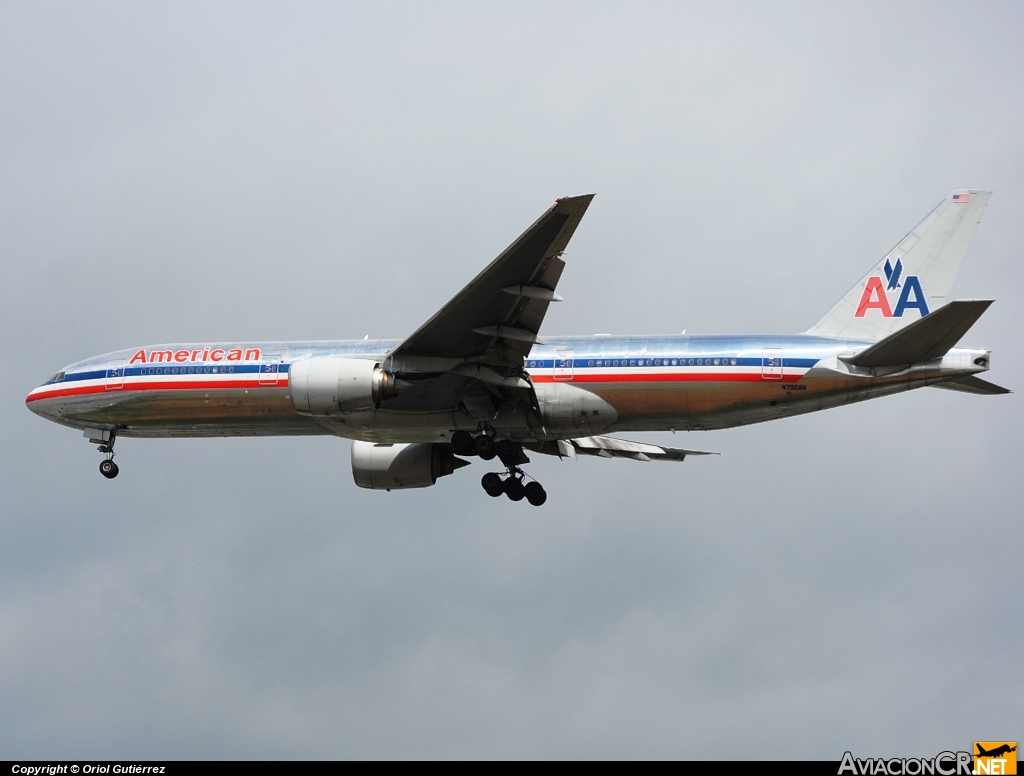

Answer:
[2,1,1022,759]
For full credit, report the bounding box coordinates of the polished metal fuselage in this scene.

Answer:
[26,334,989,444]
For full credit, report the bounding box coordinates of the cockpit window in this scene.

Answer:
[51,371,66,382]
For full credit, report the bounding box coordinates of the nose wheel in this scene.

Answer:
[99,458,119,479]
[95,431,119,479]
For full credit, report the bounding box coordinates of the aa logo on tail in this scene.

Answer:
[855,257,930,319]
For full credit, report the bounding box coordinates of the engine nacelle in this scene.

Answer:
[534,382,618,435]
[351,441,468,490]
[289,357,398,416]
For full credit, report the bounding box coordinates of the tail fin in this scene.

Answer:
[806,190,992,340]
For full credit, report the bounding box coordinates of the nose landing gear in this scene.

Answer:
[90,428,119,479]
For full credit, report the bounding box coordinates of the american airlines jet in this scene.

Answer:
[26,192,1006,506]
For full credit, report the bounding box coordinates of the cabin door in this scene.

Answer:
[554,349,574,381]
[259,355,282,386]
[105,360,125,390]
[761,348,783,380]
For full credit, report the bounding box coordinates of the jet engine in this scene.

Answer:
[289,357,399,416]
[351,441,469,490]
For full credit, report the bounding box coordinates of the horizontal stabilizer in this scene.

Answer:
[531,435,717,462]
[842,300,993,368]
[932,375,1010,395]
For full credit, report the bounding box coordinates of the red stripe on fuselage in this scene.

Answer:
[25,378,288,403]
[26,370,804,404]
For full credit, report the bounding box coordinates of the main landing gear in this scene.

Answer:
[451,430,548,506]
[481,469,547,506]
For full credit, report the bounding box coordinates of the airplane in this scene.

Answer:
[976,745,1017,759]
[26,190,1007,506]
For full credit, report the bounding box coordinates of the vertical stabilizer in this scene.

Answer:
[806,190,992,340]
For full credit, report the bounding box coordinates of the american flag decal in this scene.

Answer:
[953,193,970,203]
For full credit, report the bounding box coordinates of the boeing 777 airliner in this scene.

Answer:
[26,191,1006,506]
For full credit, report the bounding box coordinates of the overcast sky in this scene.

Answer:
[2,1,1022,760]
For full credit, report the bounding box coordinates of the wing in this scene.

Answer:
[529,435,718,462]
[389,194,594,367]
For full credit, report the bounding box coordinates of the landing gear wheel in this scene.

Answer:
[481,472,503,497]
[451,430,474,456]
[475,434,496,460]
[503,476,525,501]
[524,481,547,506]
[99,459,119,479]
[496,438,521,467]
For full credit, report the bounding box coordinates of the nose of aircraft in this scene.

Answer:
[26,387,53,418]
[26,396,48,419]
[25,370,66,420]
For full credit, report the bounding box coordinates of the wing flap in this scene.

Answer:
[530,435,717,462]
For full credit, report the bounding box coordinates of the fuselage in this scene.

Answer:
[26,334,989,443]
